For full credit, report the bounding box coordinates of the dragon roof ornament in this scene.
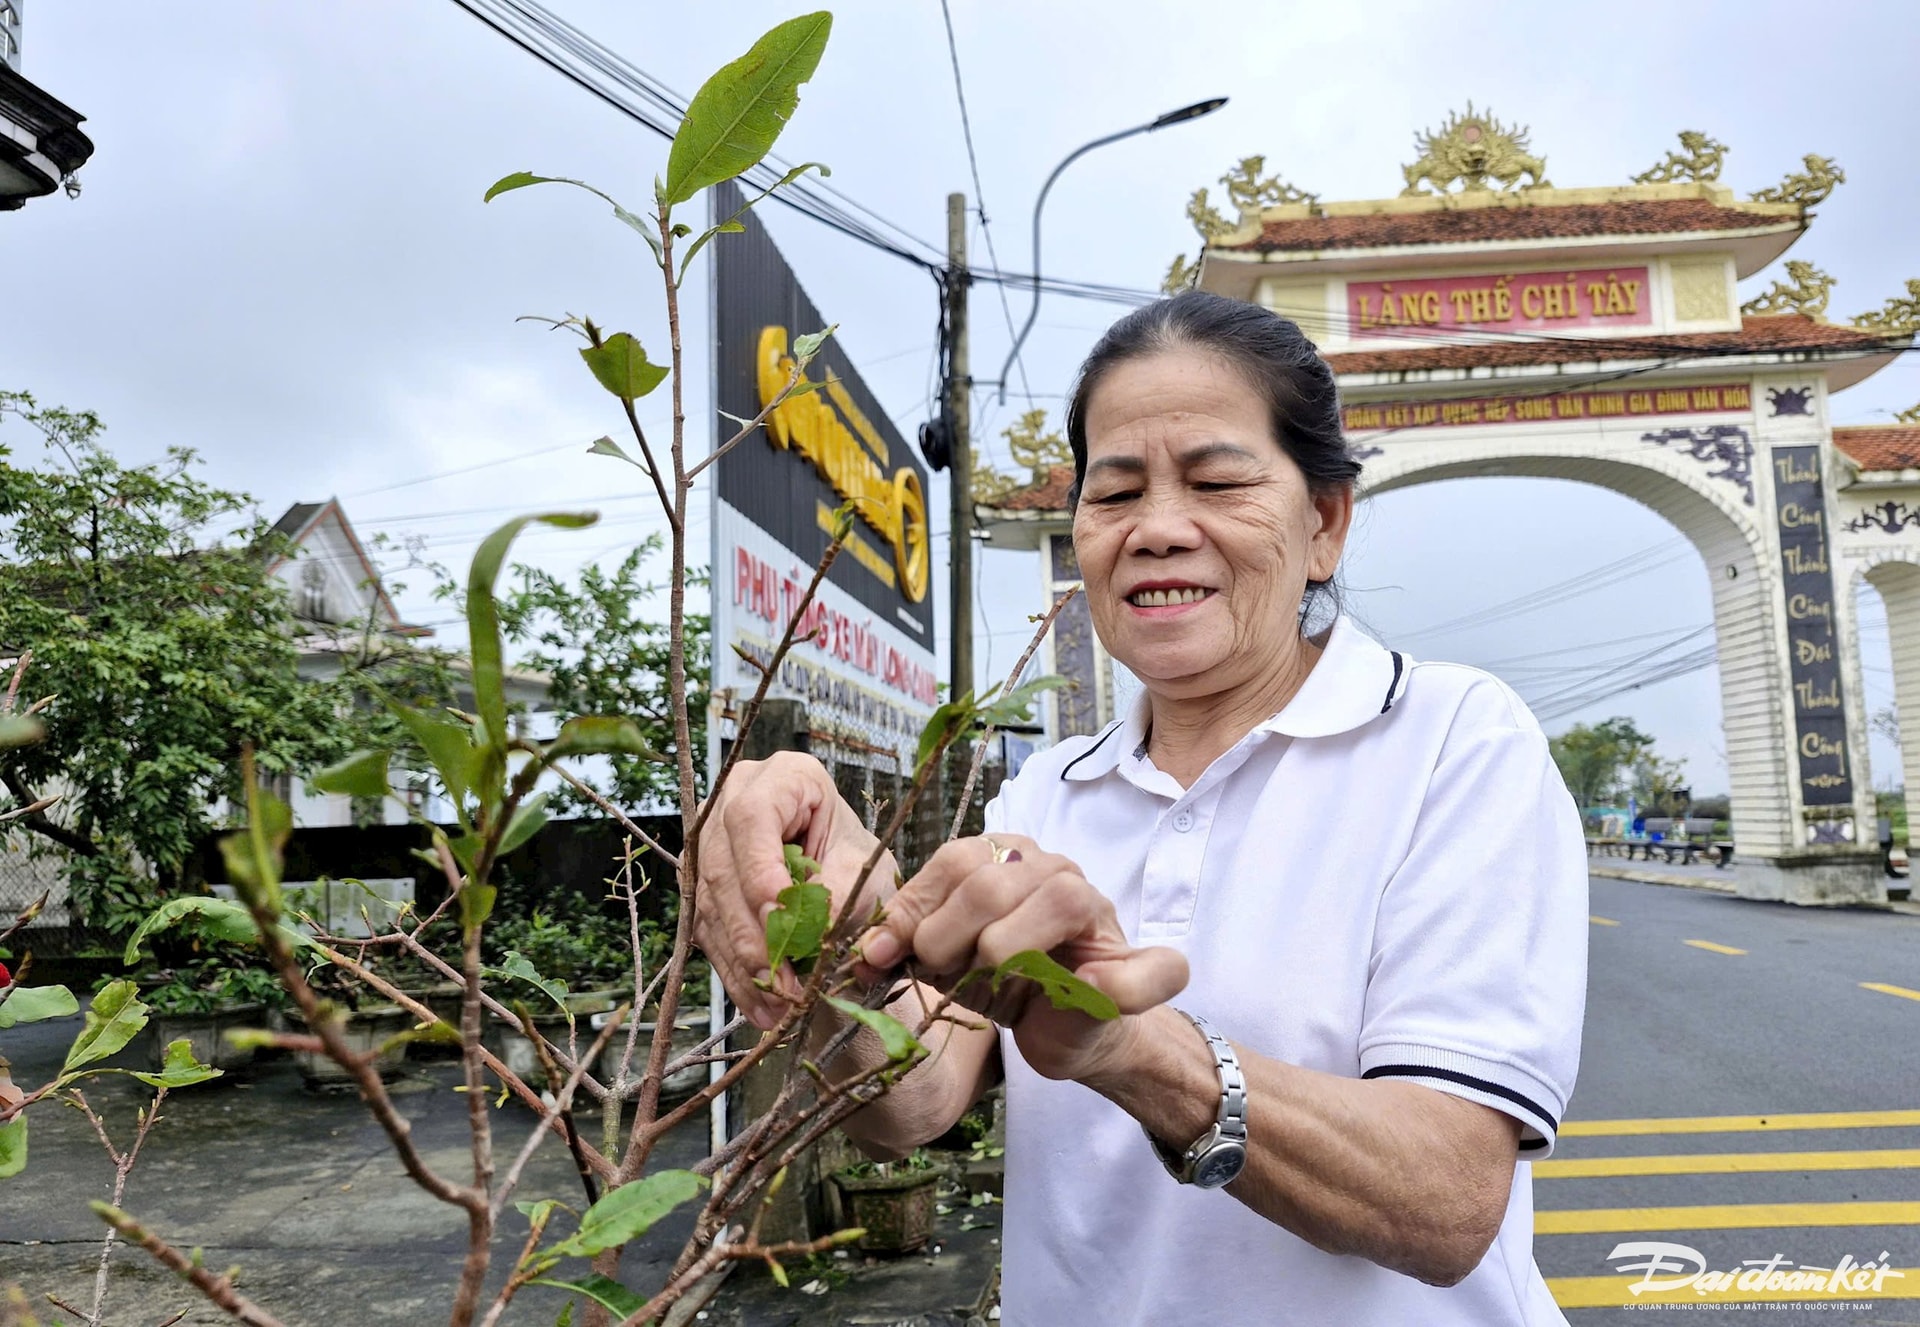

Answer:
[1400,103,1550,197]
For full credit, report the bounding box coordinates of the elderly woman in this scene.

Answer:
[695,291,1587,1326]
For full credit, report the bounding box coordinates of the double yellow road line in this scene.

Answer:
[1541,1109,1920,1309]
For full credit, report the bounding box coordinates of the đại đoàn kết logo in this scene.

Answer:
[1608,1241,1906,1301]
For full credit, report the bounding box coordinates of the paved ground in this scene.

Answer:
[1544,875,1920,1322]
[7,873,1917,1324]
[0,1005,999,1327]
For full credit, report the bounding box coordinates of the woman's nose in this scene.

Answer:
[1123,491,1203,556]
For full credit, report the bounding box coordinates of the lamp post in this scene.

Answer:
[995,97,1228,403]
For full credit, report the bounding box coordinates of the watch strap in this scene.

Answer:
[1144,1010,1247,1182]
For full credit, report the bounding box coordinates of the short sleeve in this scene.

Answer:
[1356,677,1589,1157]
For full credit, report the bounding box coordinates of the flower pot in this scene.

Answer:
[284,1005,413,1087]
[395,981,466,1059]
[485,990,619,1085]
[146,1004,265,1073]
[832,1168,942,1255]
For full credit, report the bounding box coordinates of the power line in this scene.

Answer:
[1396,537,1690,642]
[447,0,946,271]
[936,0,1030,407]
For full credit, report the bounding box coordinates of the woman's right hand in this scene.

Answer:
[692,752,892,1029]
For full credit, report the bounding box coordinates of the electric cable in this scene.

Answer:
[936,0,1031,407]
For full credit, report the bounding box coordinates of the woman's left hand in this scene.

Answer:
[855,834,1189,1083]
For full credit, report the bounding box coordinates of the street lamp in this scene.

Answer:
[996,97,1228,403]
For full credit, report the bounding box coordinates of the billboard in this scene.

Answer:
[709,180,938,763]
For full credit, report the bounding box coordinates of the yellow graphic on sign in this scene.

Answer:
[758,325,930,604]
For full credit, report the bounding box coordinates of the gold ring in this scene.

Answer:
[984,835,1016,865]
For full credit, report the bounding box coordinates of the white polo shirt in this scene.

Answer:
[983,616,1587,1327]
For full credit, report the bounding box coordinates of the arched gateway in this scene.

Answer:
[975,114,1919,905]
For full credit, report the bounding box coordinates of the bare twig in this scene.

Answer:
[490,1001,634,1221]
[314,941,613,1173]
[2,649,30,713]
[690,532,845,846]
[950,586,1079,836]
[0,889,49,945]
[69,1087,170,1327]
[682,361,805,484]
[550,765,680,869]
[89,1204,287,1327]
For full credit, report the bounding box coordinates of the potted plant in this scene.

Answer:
[359,941,465,1059]
[280,960,413,1088]
[831,1149,945,1255]
[135,956,284,1073]
[483,908,635,1082]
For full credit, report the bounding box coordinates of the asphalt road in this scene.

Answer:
[1539,876,1920,1324]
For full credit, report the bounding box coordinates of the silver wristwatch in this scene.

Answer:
[1143,1010,1248,1188]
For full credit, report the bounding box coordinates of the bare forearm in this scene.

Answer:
[1082,1006,1516,1285]
[810,981,997,1158]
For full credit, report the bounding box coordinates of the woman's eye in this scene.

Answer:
[1193,482,1241,493]
[1089,489,1138,505]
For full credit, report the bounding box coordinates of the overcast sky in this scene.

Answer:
[9,0,1920,796]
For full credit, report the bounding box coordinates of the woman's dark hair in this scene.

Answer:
[1064,290,1358,504]
[1064,290,1360,620]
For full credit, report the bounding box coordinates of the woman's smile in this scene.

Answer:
[1125,581,1218,614]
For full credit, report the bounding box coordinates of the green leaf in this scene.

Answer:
[515,1197,564,1225]
[309,748,390,799]
[484,171,549,202]
[527,1275,644,1319]
[579,334,669,403]
[63,980,151,1072]
[791,324,836,362]
[768,1257,789,1288]
[486,951,569,1013]
[981,675,1068,729]
[663,12,833,205]
[676,161,828,276]
[548,1169,708,1258]
[545,715,658,762]
[468,514,600,781]
[484,173,659,255]
[0,1114,25,1179]
[0,984,78,1028]
[914,692,975,779]
[500,792,550,856]
[586,436,647,472]
[128,1038,222,1089]
[764,881,830,970]
[784,842,820,885]
[991,949,1120,1021]
[220,782,293,915]
[121,896,315,965]
[825,996,925,1063]
[394,707,482,820]
[0,714,44,749]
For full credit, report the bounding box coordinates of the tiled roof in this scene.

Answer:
[982,464,1077,512]
[1219,198,1798,254]
[1325,315,1897,376]
[1834,425,1920,471]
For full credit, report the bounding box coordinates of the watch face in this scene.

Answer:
[1192,1142,1246,1190]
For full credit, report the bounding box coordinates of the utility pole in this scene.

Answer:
[947,191,973,703]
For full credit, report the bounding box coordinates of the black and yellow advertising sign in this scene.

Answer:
[711,180,937,754]
[713,180,933,641]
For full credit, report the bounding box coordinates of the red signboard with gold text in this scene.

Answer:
[1343,383,1751,433]
[1348,266,1652,335]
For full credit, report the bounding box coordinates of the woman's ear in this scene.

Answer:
[1307,483,1355,584]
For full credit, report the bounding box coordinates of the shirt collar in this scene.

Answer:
[1060,616,1409,782]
